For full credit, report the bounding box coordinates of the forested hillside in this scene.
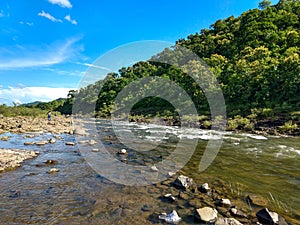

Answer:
[34,0,300,133]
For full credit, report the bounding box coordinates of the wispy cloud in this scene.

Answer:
[0,86,74,106]
[64,14,77,25]
[19,21,34,26]
[0,10,9,18]
[76,62,111,71]
[38,10,62,23]
[48,0,72,8]
[0,37,83,70]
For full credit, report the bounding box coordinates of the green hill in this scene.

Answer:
[57,0,300,133]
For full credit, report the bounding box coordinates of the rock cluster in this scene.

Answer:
[0,148,39,172]
[157,175,289,224]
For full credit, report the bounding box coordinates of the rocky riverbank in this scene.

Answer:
[0,148,39,172]
[0,115,74,172]
[0,114,74,135]
[127,114,300,136]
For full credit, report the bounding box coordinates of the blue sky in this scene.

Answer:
[0,0,278,105]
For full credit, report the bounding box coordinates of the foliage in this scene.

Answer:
[0,104,48,117]
[279,120,298,132]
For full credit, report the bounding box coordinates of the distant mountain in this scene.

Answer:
[21,101,44,107]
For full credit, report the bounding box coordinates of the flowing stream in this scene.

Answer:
[0,119,299,224]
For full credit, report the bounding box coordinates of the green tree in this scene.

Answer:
[259,0,272,10]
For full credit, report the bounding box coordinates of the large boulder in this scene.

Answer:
[194,207,218,223]
[256,208,288,225]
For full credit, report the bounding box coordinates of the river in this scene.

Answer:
[0,119,299,224]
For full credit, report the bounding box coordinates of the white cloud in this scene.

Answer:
[48,0,72,8]
[38,10,62,23]
[0,37,83,69]
[0,86,74,106]
[64,14,77,25]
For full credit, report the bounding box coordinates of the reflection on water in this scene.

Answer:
[0,120,299,224]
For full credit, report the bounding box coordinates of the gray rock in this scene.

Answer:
[194,207,218,223]
[215,217,243,225]
[217,198,231,207]
[174,175,193,189]
[199,183,210,193]
[229,207,248,218]
[164,193,176,202]
[159,210,182,223]
[256,208,288,225]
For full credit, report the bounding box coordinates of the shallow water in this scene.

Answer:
[0,120,299,224]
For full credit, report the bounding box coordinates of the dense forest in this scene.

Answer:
[21,0,300,133]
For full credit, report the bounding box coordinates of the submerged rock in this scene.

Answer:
[48,138,56,144]
[48,168,60,173]
[173,175,193,189]
[65,142,75,146]
[247,194,268,207]
[36,141,48,146]
[163,193,176,202]
[194,207,218,223]
[45,159,58,165]
[0,136,10,141]
[118,149,127,154]
[159,210,182,223]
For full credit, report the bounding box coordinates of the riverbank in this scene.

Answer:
[126,113,300,136]
[0,114,74,135]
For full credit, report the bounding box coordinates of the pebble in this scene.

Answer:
[48,168,60,173]
[163,193,176,202]
[118,149,127,154]
[65,142,75,146]
[150,165,158,172]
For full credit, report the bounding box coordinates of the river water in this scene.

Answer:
[0,119,299,224]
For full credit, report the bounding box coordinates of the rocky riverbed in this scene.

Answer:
[0,148,39,172]
[0,116,298,224]
[0,115,74,172]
